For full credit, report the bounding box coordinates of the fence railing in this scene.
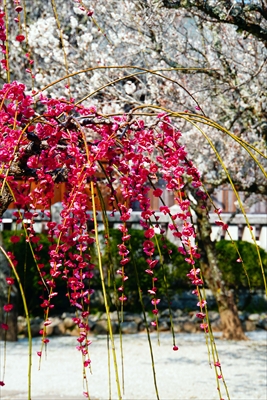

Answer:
[1,204,266,250]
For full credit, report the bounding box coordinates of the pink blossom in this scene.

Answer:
[197,300,207,308]
[6,277,15,285]
[185,258,195,265]
[3,304,13,312]
[178,246,186,255]
[153,188,163,197]
[10,235,20,243]
[120,257,130,265]
[122,234,131,241]
[141,210,153,220]
[82,311,90,318]
[147,259,158,269]
[215,220,228,230]
[192,279,203,286]
[144,228,155,239]
[196,312,206,320]
[200,323,209,332]
[84,359,91,367]
[16,34,25,42]
[143,240,155,256]
[159,206,170,215]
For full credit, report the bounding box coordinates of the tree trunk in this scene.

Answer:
[195,202,247,340]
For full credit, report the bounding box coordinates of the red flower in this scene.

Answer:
[141,210,153,220]
[159,205,170,215]
[147,259,158,268]
[84,359,91,367]
[196,312,206,320]
[215,220,228,230]
[122,234,131,241]
[120,257,130,265]
[200,323,209,332]
[197,299,207,308]
[16,34,25,42]
[6,277,15,285]
[15,6,23,12]
[144,228,155,239]
[10,235,20,243]
[153,188,163,197]
[143,240,155,256]
[3,304,13,312]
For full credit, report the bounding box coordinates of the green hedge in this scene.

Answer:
[216,239,267,289]
[1,230,70,316]
[104,230,267,292]
[2,230,266,315]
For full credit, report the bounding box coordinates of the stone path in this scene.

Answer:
[0,331,266,400]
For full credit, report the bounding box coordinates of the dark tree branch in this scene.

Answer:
[0,185,14,218]
[161,1,267,43]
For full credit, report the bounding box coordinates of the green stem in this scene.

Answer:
[0,246,32,400]
[130,248,160,400]
[90,181,122,400]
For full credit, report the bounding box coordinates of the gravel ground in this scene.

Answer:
[0,331,266,400]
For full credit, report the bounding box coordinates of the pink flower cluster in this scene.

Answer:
[0,83,207,390]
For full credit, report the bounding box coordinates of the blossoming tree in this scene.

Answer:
[0,1,266,399]
[3,0,266,340]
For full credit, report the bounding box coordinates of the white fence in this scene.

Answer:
[1,205,266,250]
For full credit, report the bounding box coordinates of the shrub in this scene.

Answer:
[1,230,70,316]
[2,230,266,316]
[216,240,267,289]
